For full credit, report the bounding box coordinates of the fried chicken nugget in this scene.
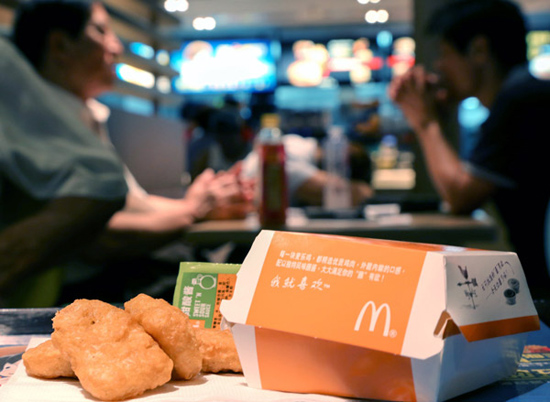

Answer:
[195,328,242,373]
[51,299,173,401]
[22,340,75,379]
[124,293,202,380]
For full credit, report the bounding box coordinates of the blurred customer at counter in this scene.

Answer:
[11,0,252,303]
[389,0,550,298]
[0,36,127,307]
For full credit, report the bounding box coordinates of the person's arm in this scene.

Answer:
[82,167,253,261]
[83,204,198,261]
[388,66,495,214]
[413,121,495,214]
[81,169,216,261]
[203,163,255,220]
[135,164,253,223]
[0,196,125,305]
[294,170,374,207]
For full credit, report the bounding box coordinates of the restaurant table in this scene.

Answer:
[0,307,549,401]
[184,209,499,248]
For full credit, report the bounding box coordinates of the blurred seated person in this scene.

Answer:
[0,36,127,307]
[388,0,550,300]
[182,100,373,208]
[183,101,253,180]
[241,133,374,207]
[12,0,252,302]
[181,101,213,167]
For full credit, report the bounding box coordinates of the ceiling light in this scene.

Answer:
[203,17,216,30]
[365,10,378,24]
[364,9,389,24]
[192,17,217,31]
[377,9,389,23]
[164,0,189,13]
[357,0,380,3]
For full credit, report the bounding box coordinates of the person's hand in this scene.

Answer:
[205,163,256,220]
[184,168,217,220]
[388,65,447,132]
[229,161,256,206]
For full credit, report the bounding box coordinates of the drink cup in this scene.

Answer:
[504,288,516,305]
[508,278,520,293]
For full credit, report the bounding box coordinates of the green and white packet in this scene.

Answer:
[173,262,240,329]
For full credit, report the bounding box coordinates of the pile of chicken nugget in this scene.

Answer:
[22,293,242,401]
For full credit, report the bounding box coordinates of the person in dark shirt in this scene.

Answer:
[389,0,550,300]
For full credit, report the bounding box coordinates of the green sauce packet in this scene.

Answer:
[173,262,240,329]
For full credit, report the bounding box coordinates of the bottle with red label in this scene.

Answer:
[257,114,287,227]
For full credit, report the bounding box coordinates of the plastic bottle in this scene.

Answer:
[323,126,351,210]
[257,114,288,227]
[376,134,399,169]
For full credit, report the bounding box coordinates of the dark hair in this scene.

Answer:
[208,109,242,137]
[426,0,527,72]
[12,0,94,69]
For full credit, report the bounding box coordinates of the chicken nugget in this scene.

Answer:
[51,299,173,401]
[22,339,75,379]
[124,293,202,380]
[195,327,242,373]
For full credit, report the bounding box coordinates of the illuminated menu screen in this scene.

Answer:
[278,36,415,87]
[170,39,278,94]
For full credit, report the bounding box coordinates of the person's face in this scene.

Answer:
[433,40,478,102]
[64,2,123,98]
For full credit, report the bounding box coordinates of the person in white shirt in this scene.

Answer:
[11,0,252,302]
[241,134,374,207]
[0,36,127,307]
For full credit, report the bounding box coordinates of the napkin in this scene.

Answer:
[0,337,357,402]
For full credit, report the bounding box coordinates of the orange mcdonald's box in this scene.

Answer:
[220,230,540,402]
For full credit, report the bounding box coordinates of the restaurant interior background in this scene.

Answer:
[0,0,549,200]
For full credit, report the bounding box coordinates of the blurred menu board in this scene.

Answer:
[283,36,415,87]
[170,39,278,94]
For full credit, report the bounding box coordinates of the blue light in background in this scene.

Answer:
[170,39,278,94]
[376,30,393,49]
[459,97,489,128]
[129,42,155,59]
[458,97,489,158]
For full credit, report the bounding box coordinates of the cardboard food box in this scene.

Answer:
[173,262,240,329]
[220,230,540,402]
